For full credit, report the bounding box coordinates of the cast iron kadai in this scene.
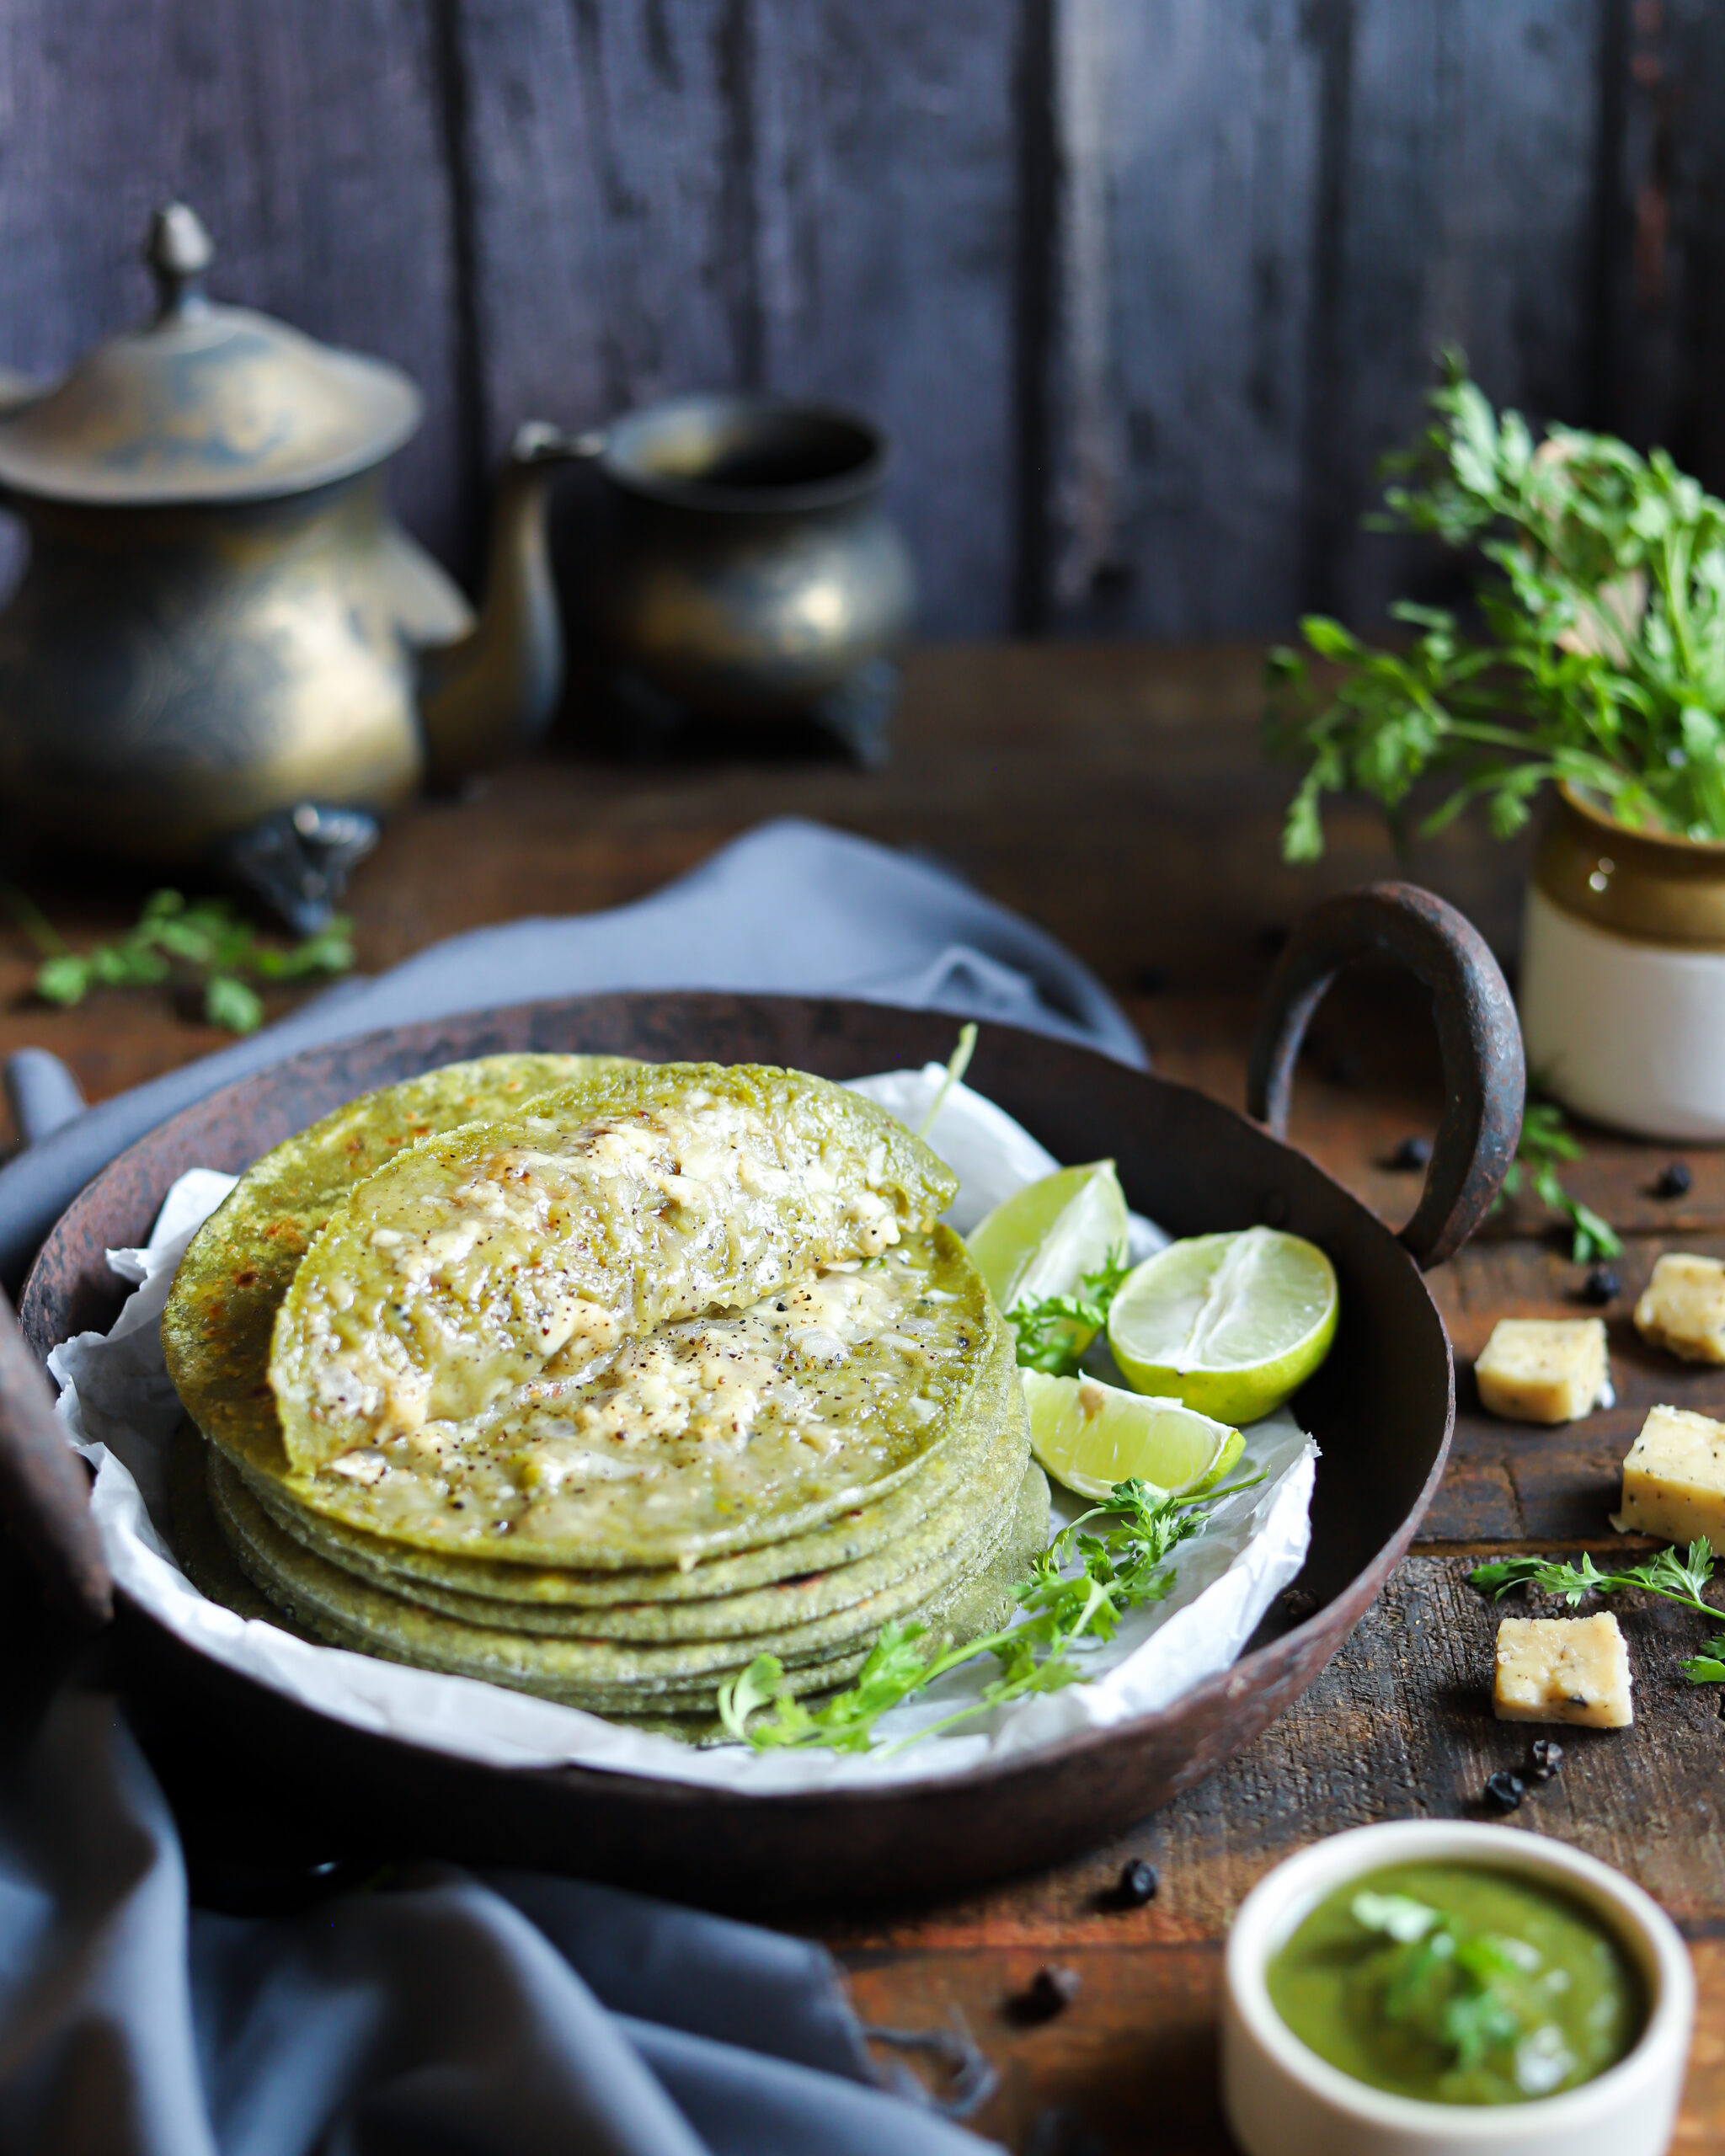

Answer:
[5,882,1524,1908]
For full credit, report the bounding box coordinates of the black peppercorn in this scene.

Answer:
[1022,1964,1082,2020]
[1654,1161,1693,1198]
[1580,1267,1621,1305]
[1529,1738,1564,1782]
[1390,1134,1432,1171]
[1117,1859,1158,1907]
[1483,1769,1525,1813]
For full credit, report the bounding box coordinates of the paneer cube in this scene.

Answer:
[1493,1613,1633,1727]
[1473,1317,1612,1424]
[1634,1252,1725,1364]
[1615,1403,1725,1545]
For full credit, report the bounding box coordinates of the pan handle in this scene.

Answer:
[1245,882,1525,1270]
[0,1283,111,1626]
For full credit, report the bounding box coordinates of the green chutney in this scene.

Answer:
[1266,1861,1644,2105]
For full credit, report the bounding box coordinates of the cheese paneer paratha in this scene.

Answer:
[163,1052,634,1468]
[227,1334,1012,1611]
[270,1062,958,1471]
[209,1438,1049,1710]
[169,1060,995,1571]
[222,1321,1028,1643]
[161,1052,1049,1734]
[264,1226,997,1569]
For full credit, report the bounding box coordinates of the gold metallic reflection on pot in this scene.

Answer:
[583,393,916,727]
[0,206,582,862]
[1535,785,1725,949]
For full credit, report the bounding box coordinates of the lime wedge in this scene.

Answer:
[1022,1369,1244,1501]
[966,1161,1130,1358]
[1106,1226,1338,1424]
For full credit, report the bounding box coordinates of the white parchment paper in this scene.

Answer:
[47,1070,1318,1792]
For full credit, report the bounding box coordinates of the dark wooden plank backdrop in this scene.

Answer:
[0,0,1713,634]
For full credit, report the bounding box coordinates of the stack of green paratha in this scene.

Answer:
[161,1054,1045,1737]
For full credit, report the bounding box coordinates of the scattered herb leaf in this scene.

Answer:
[1469,1538,1725,1684]
[717,1473,1258,1754]
[9,887,353,1036]
[1497,1099,1623,1264]
[1007,1246,1132,1376]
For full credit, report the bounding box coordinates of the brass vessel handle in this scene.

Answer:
[146,202,214,322]
[1245,882,1526,1270]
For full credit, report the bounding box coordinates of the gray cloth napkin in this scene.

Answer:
[1,1685,995,2155]
[0,814,1143,1284]
[0,818,1144,2154]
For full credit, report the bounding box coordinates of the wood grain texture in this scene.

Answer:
[0,0,465,565]
[836,1560,1725,2149]
[747,0,1017,634]
[1048,0,1322,637]
[452,0,740,439]
[1303,0,1606,629]
[0,0,1717,637]
[3,640,1723,2146]
[0,642,1536,1146]
[1595,0,1725,492]
[454,0,1018,632]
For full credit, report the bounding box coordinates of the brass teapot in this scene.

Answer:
[0,205,579,868]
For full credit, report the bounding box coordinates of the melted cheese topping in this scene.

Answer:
[272,1086,933,1474]
[287,1233,987,1556]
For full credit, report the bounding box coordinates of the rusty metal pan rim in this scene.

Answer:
[17,983,1466,1816]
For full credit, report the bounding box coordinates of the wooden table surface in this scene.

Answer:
[3,644,1721,2153]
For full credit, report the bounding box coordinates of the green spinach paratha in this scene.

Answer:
[162,1052,1047,1736]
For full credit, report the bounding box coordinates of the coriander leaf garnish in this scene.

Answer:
[1470,1539,1717,1615]
[1469,1538,1725,1684]
[1682,1635,1725,1684]
[1008,1246,1131,1376]
[716,1472,1261,1754]
[1496,1100,1623,1264]
[1351,1887,1533,2075]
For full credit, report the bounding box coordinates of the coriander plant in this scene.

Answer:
[1268,354,1725,857]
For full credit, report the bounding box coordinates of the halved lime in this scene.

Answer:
[966,1161,1130,1358]
[1022,1369,1244,1501]
[1106,1226,1338,1425]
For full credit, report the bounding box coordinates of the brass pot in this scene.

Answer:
[0,205,580,868]
[577,395,916,761]
[1521,783,1725,1137]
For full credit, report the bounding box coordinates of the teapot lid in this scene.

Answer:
[0,205,421,505]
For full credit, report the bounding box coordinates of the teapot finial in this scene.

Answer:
[145,204,214,321]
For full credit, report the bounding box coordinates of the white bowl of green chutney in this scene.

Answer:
[1221,1819,1694,2156]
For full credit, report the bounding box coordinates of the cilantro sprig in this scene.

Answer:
[1470,1538,1725,1683]
[1007,1246,1131,1375]
[1353,1890,1528,2073]
[1498,1100,1622,1265]
[1269,353,1725,854]
[9,886,353,1036]
[717,1473,1258,1754]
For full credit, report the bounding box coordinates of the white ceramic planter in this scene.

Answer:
[1518,786,1725,1139]
[1221,1819,1694,2156]
[1519,884,1725,1139]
